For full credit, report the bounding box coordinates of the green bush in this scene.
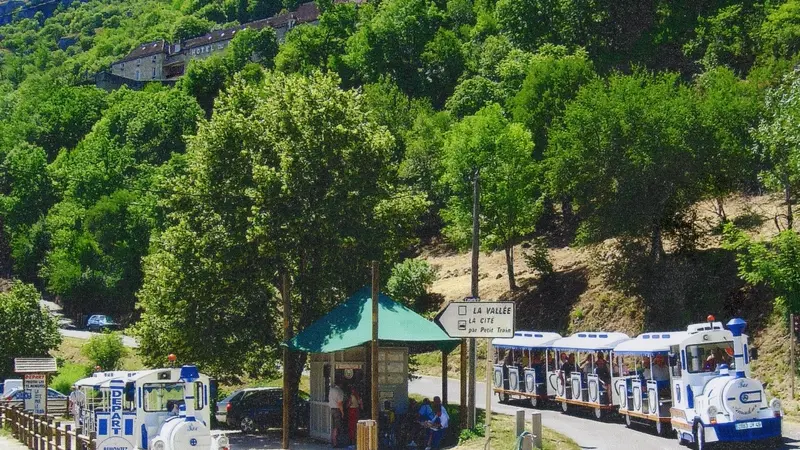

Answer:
[386,259,439,314]
[51,363,89,395]
[522,237,553,275]
[81,332,128,371]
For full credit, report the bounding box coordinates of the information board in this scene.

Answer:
[23,373,46,414]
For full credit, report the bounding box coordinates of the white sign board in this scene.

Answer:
[435,301,515,338]
[23,373,46,414]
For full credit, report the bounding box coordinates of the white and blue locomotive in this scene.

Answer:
[71,365,231,450]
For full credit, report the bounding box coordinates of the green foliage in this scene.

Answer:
[442,104,542,289]
[81,332,128,371]
[760,0,800,60]
[446,76,501,118]
[227,27,278,71]
[421,28,465,107]
[522,237,552,275]
[752,68,800,229]
[50,363,89,395]
[510,49,595,157]
[181,55,230,114]
[548,71,704,259]
[386,258,439,313]
[724,224,800,314]
[172,15,213,41]
[0,281,61,379]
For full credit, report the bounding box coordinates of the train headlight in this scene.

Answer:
[770,398,782,417]
[216,435,230,449]
[707,405,718,424]
[152,440,166,450]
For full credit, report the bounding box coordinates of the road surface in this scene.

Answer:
[40,298,139,347]
[409,375,800,450]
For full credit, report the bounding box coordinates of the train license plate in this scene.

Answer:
[735,421,762,430]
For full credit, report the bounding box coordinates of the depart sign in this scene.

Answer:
[434,301,515,338]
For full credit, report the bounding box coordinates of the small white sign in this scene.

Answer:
[23,373,46,414]
[435,301,515,338]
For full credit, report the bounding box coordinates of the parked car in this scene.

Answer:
[3,388,68,401]
[224,387,309,433]
[86,314,120,332]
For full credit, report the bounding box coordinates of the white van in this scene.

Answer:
[1,379,22,398]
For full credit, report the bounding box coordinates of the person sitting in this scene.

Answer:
[703,354,716,372]
[563,354,576,378]
[418,398,433,422]
[425,396,449,450]
[594,358,611,403]
[651,355,670,381]
[580,354,594,376]
[167,400,179,417]
[640,357,652,381]
[398,399,422,448]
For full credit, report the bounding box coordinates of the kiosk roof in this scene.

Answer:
[551,332,630,351]
[492,331,561,349]
[285,286,458,353]
[612,331,690,355]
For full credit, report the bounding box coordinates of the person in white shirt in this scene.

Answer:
[329,382,345,447]
[651,355,670,381]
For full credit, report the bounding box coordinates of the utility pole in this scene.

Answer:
[469,169,480,428]
[371,261,380,422]
[792,313,796,399]
[281,273,292,450]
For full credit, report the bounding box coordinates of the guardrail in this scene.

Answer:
[0,404,95,450]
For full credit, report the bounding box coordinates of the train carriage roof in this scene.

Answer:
[492,331,562,349]
[550,332,630,351]
[612,331,690,355]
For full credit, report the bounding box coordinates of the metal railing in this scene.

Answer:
[0,404,95,450]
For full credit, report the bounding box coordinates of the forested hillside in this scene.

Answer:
[2,0,800,394]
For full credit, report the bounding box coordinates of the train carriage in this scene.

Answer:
[549,332,630,419]
[72,365,230,450]
[611,330,689,435]
[491,331,561,407]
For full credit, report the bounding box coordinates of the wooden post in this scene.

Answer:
[356,419,377,450]
[789,314,797,400]
[515,410,525,437]
[530,412,543,449]
[371,261,380,422]
[282,273,292,450]
[65,424,72,450]
[441,350,448,405]
[485,338,493,448]
[460,340,467,428]
[54,421,61,450]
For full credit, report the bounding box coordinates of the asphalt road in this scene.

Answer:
[40,298,140,348]
[409,375,800,450]
[59,328,140,348]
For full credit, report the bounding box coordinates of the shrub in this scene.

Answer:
[81,332,128,371]
[386,259,439,314]
[51,363,89,395]
[522,237,553,275]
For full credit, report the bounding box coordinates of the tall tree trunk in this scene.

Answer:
[505,244,516,290]
[650,223,663,264]
[715,197,727,222]
[0,216,11,278]
[561,196,574,227]
[785,177,794,230]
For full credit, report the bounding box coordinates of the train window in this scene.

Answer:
[194,382,205,410]
[143,383,184,412]
[685,342,734,373]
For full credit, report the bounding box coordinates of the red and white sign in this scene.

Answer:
[23,373,46,414]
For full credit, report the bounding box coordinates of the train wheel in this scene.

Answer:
[676,429,685,446]
[529,396,538,408]
[694,423,709,450]
[655,420,663,436]
[594,408,602,420]
[499,392,509,403]
[624,413,632,428]
[561,401,568,413]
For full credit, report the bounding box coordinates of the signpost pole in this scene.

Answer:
[460,340,467,429]
[469,169,480,429]
[792,313,796,399]
[485,339,492,449]
[371,261,380,422]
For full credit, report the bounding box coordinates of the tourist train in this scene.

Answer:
[70,365,231,450]
[492,317,783,448]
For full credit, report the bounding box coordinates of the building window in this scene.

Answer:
[152,55,156,63]
[135,69,140,81]
[136,59,140,66]
[152,67,156,79]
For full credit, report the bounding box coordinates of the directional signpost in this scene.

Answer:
[435,300,515,450]
[434,301,515,339]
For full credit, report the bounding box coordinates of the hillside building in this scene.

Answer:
[109,1,323,83]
